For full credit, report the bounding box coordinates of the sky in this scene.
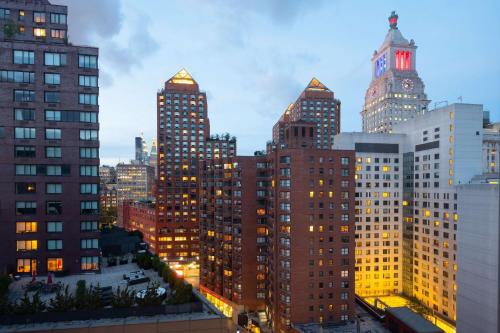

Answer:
[53,0,500,166]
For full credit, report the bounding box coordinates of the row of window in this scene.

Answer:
[15,109,97,122]
[16,182,98,194]
[14,146,97,159]
[15,165,97,176]
[17,256,98,274]
[14,128,97,140]
[0,9,67,24]
[15,200,99,215]
[0,70,97,87]
[16,238,98,251]
[16,221,98,234]
[13,90,98,105]
[13,50,97,68]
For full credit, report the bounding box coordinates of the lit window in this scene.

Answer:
[309,225,314,232]
[309,191,314,198]
[33,28,46,37]
[47,258,63,271]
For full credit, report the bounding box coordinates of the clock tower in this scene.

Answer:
[361,11,429,133]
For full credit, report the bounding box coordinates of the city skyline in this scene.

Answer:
[53,0,500,165]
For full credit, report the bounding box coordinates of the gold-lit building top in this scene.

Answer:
[305,77,331,92]
[168,68,196,85]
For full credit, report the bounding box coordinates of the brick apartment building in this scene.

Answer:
[0,0,100,275]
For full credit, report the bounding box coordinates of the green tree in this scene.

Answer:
[111,286,135,308]
[48,285,74,312]
[14,291,45,314]
[75,280,87,309]
[86,284,102,310]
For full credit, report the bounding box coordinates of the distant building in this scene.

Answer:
[0,0,100,275]
[119,201,157,251]
[149,138,158,178]
[482,114,500,175]
[361,11,429,133]
[100,184,117,210]
[99,165,116,186]
[456,178,499,333]
[116,163,155,204]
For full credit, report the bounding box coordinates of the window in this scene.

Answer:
[46,201,62,215]
[44,91,60,103]
[81,221,98,232]
[341,157,349,165]
[79,93,97,105]
[79,129,98,141]
[80,165,98,176]
[14,109,35,121]
[16,240,38,251]
[50,13,66,24]
[44,73,60,85]
[46,183,62,194]
[81,256,99,270]
[79,54,97,69]
[79,75,97,87]
[80,183,98,194]
[45,110,61,121]
[15,182,36,194]
[46,165,62,176]
[0,70,35,83]
[33,11,46,23]
[80,201,98,214]
[47,258,63,271]
[15,146,35,157]
[14,90,35,102]
[15,164,36,176]
[13,50,34,64]
[50,29,66,39]
[47,239,63,250]
[16,201,36,215]
[33,28,46,37]
[81,239,98,249]
[0,8,10,19]
[44,52,66,66]
[80,147,98,159]
[45,128,61,139]
[47,221,63,233]
[79,112,97,123]
[17,259,34,273]
[46,146,61,158]
[16,221,37,233]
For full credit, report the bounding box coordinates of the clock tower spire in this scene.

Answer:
[361,11,430,133]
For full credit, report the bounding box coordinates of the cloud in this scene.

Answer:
[52,0,159,80]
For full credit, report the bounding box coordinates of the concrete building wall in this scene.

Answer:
[456,183,499,333]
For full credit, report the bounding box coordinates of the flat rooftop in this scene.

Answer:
[386,307,443,333]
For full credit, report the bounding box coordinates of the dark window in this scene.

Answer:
[15,145,35,157]
[44,91,60,103]
[46,201,62,215]
[14,108,35,121]
[16,201,36,215]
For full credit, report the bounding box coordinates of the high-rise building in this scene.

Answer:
[393,103,484,321]
[267,121,356,331]
[361,11,429,133]
[116,162,155,203]
[334,133,405,297]
[156,68,211,261]
[456,178,499,333]
[199,155,268,319]
[99,165,116,186]
[273,78,340,149]
[0,0,100,275]
[149,138,158,178]
[482,116,500,175]
[135,134,148,164]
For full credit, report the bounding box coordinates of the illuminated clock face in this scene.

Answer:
[375,53,387,78]
[402,79,414,92]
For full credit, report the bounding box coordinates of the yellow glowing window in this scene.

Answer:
[382,233,389,239]
[17,259,33,273]
[449,136,453,143]
[328,191,333,198]
[224,163,232,170]
[424,210,431,217]
[355,165,362,171]
[340,226,349,233]
[355,174,359,180]
[318,259,324,267]
[16,240,38,251]
[182,176,188,181]
[207,230,215,237]
[309,225,314,232]
[223,270,233,277]
[402,200,408,206]
[318,225,324,232]
[216,190,222,196]
[272,180,275,187]
[182,165,188,170]
[309,191,314,198]
[366,208,371,214]
[453,213,458,221]
[190,176,196,181]
[382,192,389,198]
[434,221,440,227]
[383,166,390,172]
[357,157,362,163]
[33,28,46,37]
[158,237,172,242]
[365,158,371,163]
[319,179,324,186]
[159,252,168,258]
[182,194,189,198]
[47,258,63,271]
[16,221,37,233]
[448,179,453,186]
[257,208,266,216]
